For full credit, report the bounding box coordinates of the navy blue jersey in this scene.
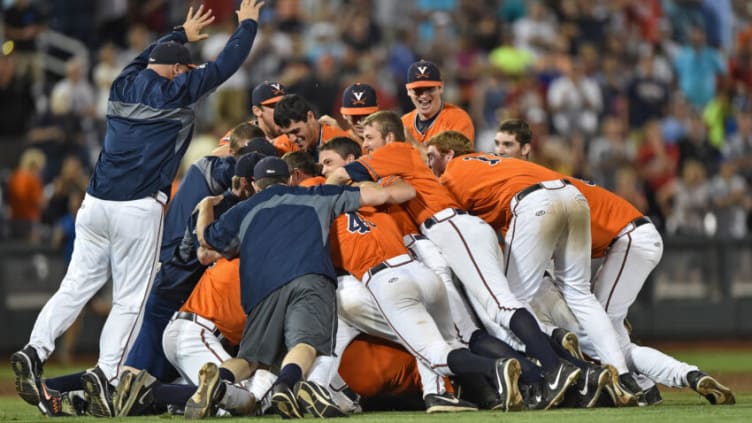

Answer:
[204,184,361,311]
[88,20,257,201]
[160,156,235,263]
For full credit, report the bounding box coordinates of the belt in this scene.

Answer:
[608,216,652,249]
[515,179,573,202]
[151,191,168,206]
[362,254,413,284]
[173,311,222,339]
[422,208,467,230]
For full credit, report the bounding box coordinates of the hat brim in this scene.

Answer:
[405,81,443,90]
[258,95,284,107]
[340,106,379,115]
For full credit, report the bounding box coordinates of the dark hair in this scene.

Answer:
[274,94,315,128]
[255,176,289,191]
[318,137,363,160]
[282,151,322,176]
[497,119,532,147]
[362,111,406,142]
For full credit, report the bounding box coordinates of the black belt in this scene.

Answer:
[174,311,222,339]
[608,216,652,249]
[515,179,572,202]
[423,209,467,230]
[368,262,388,277]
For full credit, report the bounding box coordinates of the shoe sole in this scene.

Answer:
[583,367,611,408]
[603,365,638,407]
[696,376,736,405]
[426,404,478,413]
[11,351,40,406]
[495,359,523,412]
[117,370,156,416]
[272,390,303,419]
[295,381,347,417]
[545,367,581,410]
[185,363,221,419]
[561,332,584,361]
[81,371,114,417]
[113,370,134,416]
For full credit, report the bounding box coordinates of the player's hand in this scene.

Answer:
[318,114,341,129]
[182,4,215,42]
[237,0,265,24]
[195,195,224,213]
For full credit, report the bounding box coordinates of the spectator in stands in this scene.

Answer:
[677,113,722,176]
[666,159,711,236]
[547,57,602,137]
[636,119,680,228]
[3,0,46,84]
[42,155,89,226]
[627,51,671,131]
[723,111,752,184]
[674,26,726,111]
[512,0,557,61]
[6,148,46,240]
[709,160,748,239]
[588,116,635,190]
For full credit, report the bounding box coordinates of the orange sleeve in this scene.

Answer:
[299,176,326,187]
[321,124,354,143]
[180,259,246,345]
[272,134,299,155]
[355,143,411,182]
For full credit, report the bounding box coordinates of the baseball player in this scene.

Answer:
[401,60,475,145]
[425,130,646,407]
[273,93,353,160]
[340,82,380,141]
[493,119,736,406]
[282,150,326,187]
[11,2,265,417]
[184,157,412,419]
[326,111,583,409]
[214,121,266,156]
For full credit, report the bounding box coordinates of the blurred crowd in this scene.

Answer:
[1,0,751,252]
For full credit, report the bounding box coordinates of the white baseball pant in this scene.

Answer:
[28,192,164,381]
[503,180,629,374]
[336,274,446,397]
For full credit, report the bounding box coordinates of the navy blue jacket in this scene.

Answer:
[88,20,258,201]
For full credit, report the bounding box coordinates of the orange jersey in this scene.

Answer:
[379,175,420,236]
[569,179,643,258]
[440,153,565,234]
[330,206,409,280]
[180,258,246,346]
[352,142,460,226]
[272,134,298,155]
[299,175,326,187]
[339,335,423,398]
[402,103,475,145]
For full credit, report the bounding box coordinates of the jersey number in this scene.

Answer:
[463,155,501,166]
[347,213,375,234]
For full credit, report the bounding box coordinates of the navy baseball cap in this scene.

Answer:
[340,83,379,116]
[254,156,290,180]
[235,152,266,179]
[149,41,196,68]
[405,60,442,90]
[238,137,279,157]
[252,81,287,107]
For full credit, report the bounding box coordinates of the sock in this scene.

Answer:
[152,382,197,406]
[275,364,302,389]
[509,309,560,371]
[219,368,235,383]
[469,330,543,385]
[45,371,85,392]
[446,348,496,378]
[547,336,591,371]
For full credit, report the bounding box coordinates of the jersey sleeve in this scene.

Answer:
[347,146,407,182]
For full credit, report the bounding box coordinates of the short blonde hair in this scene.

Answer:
[19,148,46,171]
[425,131,474,157]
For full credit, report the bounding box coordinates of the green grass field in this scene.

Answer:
[1,348,749,422]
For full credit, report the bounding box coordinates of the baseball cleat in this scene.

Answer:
[552,328,584,360]
[81,366,115,417]
[492,358,523,411]
[11,346,43,406]
[643,384,663,406]
[563,364,610,408]
[295,380,348,417]
[112,368,135,415]
[270,383,303,419]
[424,392,478,413]
[185,362,226,419]
[540,359,581,410]
[116,369,157,416]
[687,371,735,405]
[603,366,641,407]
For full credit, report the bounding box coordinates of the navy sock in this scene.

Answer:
[45,371,85,392]
[548,337,591,371]
[509,309,560,371]
[469,329,543,385]
[152,382,197,406]
[446,348,496,378]
[219,367,235,383]
[275,364,302,389]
